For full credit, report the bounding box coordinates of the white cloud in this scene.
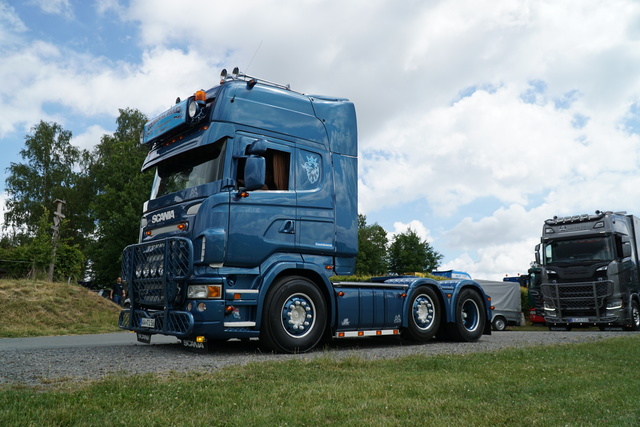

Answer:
[29,0,74,18]
[388,220,433,244]
[71,125,109,152]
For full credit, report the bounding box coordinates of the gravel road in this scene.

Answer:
[1,330,637,386]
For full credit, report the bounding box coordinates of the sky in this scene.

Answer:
[2,0,640,280]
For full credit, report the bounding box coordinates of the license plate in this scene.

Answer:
[136,333,152,344]
[570,318,590,323]
[140,318,155,328]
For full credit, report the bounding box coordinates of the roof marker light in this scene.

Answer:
[195,90,206,102]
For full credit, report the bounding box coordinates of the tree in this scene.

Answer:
[356,214,388,276]
[388,227,443,275]
[4,121,81,237]
[85,108,153,286]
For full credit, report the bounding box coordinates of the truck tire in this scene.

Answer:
[446,288,486,342]
[402,286,441,341]
[260,276,326,353]
[624,300,640,331]
[492,316,507,331]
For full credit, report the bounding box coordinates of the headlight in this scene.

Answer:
[187,284,222,299]
[188,100,199,119]
[606,299,623,310]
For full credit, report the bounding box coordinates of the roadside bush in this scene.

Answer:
[520,286,530,313]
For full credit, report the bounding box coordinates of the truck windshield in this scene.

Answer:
[150,139,227,199]
[544,237,614,265]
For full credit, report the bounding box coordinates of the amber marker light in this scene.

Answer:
[196,336,206,343]
[337,291,345,297]
[177,222,187,231]
[207,285,222,298]
[195,90,207,102]
[145,230,152,237]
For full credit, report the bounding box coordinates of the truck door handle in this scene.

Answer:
[279,220,295,234]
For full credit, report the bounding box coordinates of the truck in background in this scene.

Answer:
[432,270,472,280]
[118,68,492,352]
[526,265,545,325]
[504,270,545,325]
[537,211,640,331]
[476,280,522,331]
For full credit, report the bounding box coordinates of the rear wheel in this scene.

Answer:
[447,288,486,342]
[260,276,326,353]
[402,286,441,341]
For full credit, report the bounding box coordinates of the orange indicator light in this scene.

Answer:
[195,90,207,102]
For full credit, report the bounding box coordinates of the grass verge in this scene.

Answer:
[1,336,639,426]
[0,279,121,337]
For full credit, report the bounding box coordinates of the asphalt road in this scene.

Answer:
[1,330,638,386]
[0,332,179,351]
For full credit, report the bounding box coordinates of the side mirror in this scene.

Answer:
[247,139,267,155]
[622,239,632,258]
[534,244,541,265]
[244,156,265,191]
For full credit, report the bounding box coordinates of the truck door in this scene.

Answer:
[228,140,297,267]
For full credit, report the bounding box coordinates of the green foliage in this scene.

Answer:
[355,214,388,276]
[85,108,153,286]
[0,246,32,278]
[27,209,54,280]
[4,121,81,238]
[388,227,443,274]
[520,286,530,312]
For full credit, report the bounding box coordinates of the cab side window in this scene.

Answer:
[264,149,290,190]
[235,147,290,190]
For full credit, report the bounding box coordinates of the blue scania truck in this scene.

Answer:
[118,68,491,352]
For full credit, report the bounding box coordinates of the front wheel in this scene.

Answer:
[402,286,441,341]
[260,276,327,353]
[447,288,486,342]
[624,300,640,331]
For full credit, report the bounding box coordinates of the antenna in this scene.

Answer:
[245,40,263,74]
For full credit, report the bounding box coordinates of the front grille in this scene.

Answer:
[122,237,193,308]
[542,281,613,314]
